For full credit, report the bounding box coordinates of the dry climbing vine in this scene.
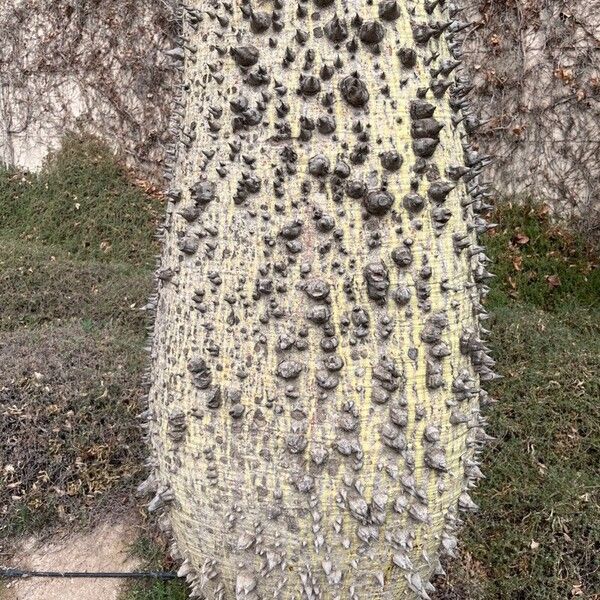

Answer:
[1,0,597,233]
[0,0,180,180]
[462,0,600,232]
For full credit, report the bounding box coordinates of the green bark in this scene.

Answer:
[144,1,493,598]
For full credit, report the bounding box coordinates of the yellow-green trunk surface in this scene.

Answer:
[147,1,488,598]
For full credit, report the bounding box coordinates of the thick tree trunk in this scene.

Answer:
[145,1,492,598]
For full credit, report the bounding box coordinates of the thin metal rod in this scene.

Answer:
[0,569,177,580]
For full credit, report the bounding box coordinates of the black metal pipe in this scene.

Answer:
[0,569,177,580]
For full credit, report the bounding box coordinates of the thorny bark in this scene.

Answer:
[2,0,597,233]
[143,1,494,598]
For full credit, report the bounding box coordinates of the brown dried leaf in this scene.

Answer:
[571,583,584,597]
[546,274,561,289]
[513,233,530,245]
[554,67,574,84]
[512,255,523,272]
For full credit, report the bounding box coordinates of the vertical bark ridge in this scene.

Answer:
[144,1,493,598]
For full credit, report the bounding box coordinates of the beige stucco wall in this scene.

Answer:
[463,0,599,225]
[0,0,177,180]
[1,0,597,226]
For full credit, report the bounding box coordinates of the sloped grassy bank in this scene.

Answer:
[455,202,600,600]
[0,140,597,599]
[0,136,160,536]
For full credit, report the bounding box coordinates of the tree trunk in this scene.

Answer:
[145,1,492,598]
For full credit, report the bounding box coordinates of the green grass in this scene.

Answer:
[0,135,159,539]
[124,576,189,600]
[124,582,189,600]
[458,202,600,600]
[485,201,599,313]
[0,237,152,332]
[0,134,161,266]
[123,536,189,600]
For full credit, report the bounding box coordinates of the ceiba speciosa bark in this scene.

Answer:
[143,1,495,598]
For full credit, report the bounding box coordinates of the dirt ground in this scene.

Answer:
[1,516,140,600]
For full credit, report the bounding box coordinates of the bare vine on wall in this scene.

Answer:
[0,81,33,166]
[0,0,597,230]
[463,0,600,230]
[0,0,179,181]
